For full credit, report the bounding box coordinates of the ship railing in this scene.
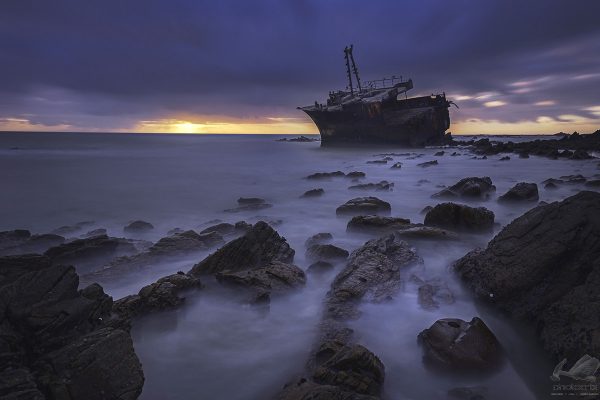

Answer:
[363,75,406,90]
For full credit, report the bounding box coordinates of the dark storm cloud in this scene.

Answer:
[1,0,599,129]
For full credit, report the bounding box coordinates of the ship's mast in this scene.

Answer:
[348,45,362,92]
[344,46,354,95]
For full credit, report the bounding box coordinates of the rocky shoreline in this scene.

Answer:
[2,132,600,399]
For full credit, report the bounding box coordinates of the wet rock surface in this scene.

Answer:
[498,182,539,202]
[417,160,438,167]
[454,191,600,361]
[215,261,306,297]
[190,221,294,275]
[346,215,411,234]
[224,198,273,213]
[0,230,65,256]
[306,244,349,262]
[0,254,144,399]
[390,162,402,169]
[432,177,496,200]
[348,181,393,191]
[424,203,495,232]
[301,188,325,198]
[418,317,502,371]
[306,171,346,180]
[336,197,391,216]
[307,260,335,274]
[123,220,154,233]
[305,232,334,248]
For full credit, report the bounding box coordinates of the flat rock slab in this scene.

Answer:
[336,197,391,216]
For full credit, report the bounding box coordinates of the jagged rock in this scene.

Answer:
[498,182,539,202]
[199,222,235,235]
[306,244,349,262]
[167,227,185,235]
[418,317,502,371]
[306,171,346,180]
[559,174,587,184]
[326,233,419,320]
[346,215,410,234]
[43,234,143,271]
[336,197,391,216]
[113,272,202,318]
[420,206,433,215]
[499,156,510,161]
[215,261,306,295]
[346,171,366,179]
[432,177,496,200]
[302,188,325,198]
[348,181,393,191]
[0,256,144,399]
[424,203,494,232]
[585,179,600,187]
[0,231,65,256]
[454,191,600,361]
[83,228,107,238]
[147,230,223,256]
[390,162,402,169]
[307,261,335,274]
[417,160,438,167]
[571,149,592,159]
[189,221,294,275]
[123,220,154,233]
[305,233,334,248]
[0,229,32,249]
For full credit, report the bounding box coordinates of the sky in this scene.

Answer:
[1,0,600,135]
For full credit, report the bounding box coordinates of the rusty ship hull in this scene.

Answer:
[301,94,450,146]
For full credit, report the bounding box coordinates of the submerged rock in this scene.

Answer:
[395,226,459,241]
[189,221,294,275]
[123,220,154,233]
[215,261,306,296]
[305,232,333,248]
[306,171,346,180]
[237,197,266,205]
[336,197,391,216]
[83,228,107,238]
[424,203,494,232]
[454,191,600,361]
[498,182,539,202]
[348,181,393,191]
[432,177,496,200]
[418,317,502,371]
[366,159,388,164]
[346,215,411,234]
[51,221,95,236]
[434,151,445,156]
[0,230,65,256]
[307,260,335,274]
[301,188,325,198]
[0,255,144,399]
[346,171,366,179]
[306,244,349,262]
[390,162,402,169]
[417,160,438,167]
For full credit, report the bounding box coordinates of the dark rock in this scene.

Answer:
[215,261,306,295]
[302,188,325,198]
[43,234,142,271]
[0,257,144,399]
[571,149,592,159]
[395,226,459,241]
[559,174,587,184]
[82,228,107,238]
[51,221,95,236]
[451,152,460,156]
[348,181,393,191]
[277,378,379,400]
[518,152,529,159]
[434,151,445,156]
[234,221,252,232]
[346,215,410,234]
[498,182,539,202]
[499,156,510,161]
[200,222,235,235]
[305,233,334,248]
[148,230,224,256]
[420,206,433,214]
[190,221,294,275]
[0,232,65,256]
[558,150,573,158]
[390,162,402,169]
[326,233,420,320]
[448,386,488,400]
[224,202,273,213]
[336,197,391,216]
[306,171,346,180]
[307,261,335,274]
[278,136,318,142]
[123,220,154,233]
[416,279,455,310]
[0,229,31,248]
[544,181,559,190]
[432,177,496,200]
[366,159,387,164]
[113,272,202,318]
[167,227,185,235]
[417,160,438,167]
[454,191,600,361]
[306,244,349,262]
[346,171,366,179]
[424,203,495,232]
[418,317,502,371]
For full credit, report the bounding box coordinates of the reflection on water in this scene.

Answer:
[1,132,598,399]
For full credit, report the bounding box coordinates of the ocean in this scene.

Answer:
[2,131,598,400]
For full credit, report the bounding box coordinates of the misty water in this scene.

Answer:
[2,132,599,400]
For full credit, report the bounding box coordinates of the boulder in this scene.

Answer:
[305,232,333,248]
[123,220,154,233]
[454,191,600,361]
[215,261,306,295]
[415,278,455,310]
[306,244,349,262]
[277,378,379,400]
[418,317,502,371]
[306,171,345,180]
[346,215,411,234]
[348,181,393,191]
[237,197,266,205]
[0,255,144,399]
[307,261,335,274]
[395,226,459,241]
[432,177,495,200]
[336,197,391,216]
[366,159,387,164]
[585,179,600,187]
[0,231,65,256]
[301,188,325,198]
[390,162,402,169]
[51,221,94,236]
[499,156,510,161]
[346,171,366,179]
[417,160,438,167]
[224,202,272,213]
[83,228,107,238]
[424,203,494,232]
[200,222,236,235]
[113,272,202,318]
[189,221,294,275]
[434,151,445,156]
[498,182,539,202]
[571,149,592,159]
[148,230,223,256]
